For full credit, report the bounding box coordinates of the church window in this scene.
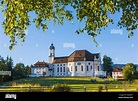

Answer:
[75,66,77,71]
[88,62,90,65]
[77,62,81,65]
[60,64,62,66]
[81,66,83,71]
[60,67,62,72]
[91,66,92,69]
[63,67,65,72]
[63,64,65,66]
[98,66,99,71]
[57,67,59,72]
[57,64,59,66]
[87,66,89,71]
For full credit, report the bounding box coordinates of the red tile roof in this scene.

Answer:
[33,61,49,68]
[53,50,100,63]
[53,57,68,63]
[112,66,122,72]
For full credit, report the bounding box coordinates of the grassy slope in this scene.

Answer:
[0,77,138,92]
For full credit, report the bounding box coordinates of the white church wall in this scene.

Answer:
[32,67,49,76]
[53,63,68,76]
[68,61,95,76]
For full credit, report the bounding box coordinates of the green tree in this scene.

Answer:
[135,71,138,79]
[26,65,31,75]
[103,55,113,76]
[0,56,15,82]
[12,63,25,79]
[0,0,137,50]
[0,56,8,82]
[22,65,31,77]
[123,63,137,82]
[5,56,13,81]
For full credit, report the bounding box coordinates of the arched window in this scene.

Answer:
[91,66,92,70]
[63,67,65,72]
[81,66,83,71]
[75,66,77,71]
[98,66,99,71]
[57,67,59,72]
[60,67,62,72]
[87,66,89,71]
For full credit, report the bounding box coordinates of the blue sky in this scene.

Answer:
[0,8,138,66]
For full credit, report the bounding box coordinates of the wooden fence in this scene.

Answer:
[0,86,52,92]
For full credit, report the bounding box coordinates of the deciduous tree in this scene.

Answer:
[5,56,13,81]
[103,55,113,76]
[123,63,137,82]
[0,0,137,49]
[12,63,25,79]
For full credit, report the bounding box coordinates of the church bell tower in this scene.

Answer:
[49,43,55,63]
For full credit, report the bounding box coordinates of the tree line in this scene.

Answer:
[0,55,32,83]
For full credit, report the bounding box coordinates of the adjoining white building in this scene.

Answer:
[112,66,123,80]
[31,43,106,77]
[30,61,53,77]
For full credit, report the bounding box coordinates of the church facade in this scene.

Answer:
[30,43,106,77]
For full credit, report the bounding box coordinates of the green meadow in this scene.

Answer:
[0,77,138,92]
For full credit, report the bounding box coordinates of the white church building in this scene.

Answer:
[30,43,106,77]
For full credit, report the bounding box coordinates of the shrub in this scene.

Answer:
[90,79,96,83]
[11,82,43,92]
[11,82,17,86]
[11,82,40,87]
[136,88,138,91]
[50,84,71,92]
[98,86,103,92]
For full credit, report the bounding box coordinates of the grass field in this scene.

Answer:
[0,77,138,92]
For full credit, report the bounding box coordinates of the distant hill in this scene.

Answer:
[101,64,138,70]
[112,64,125,68]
